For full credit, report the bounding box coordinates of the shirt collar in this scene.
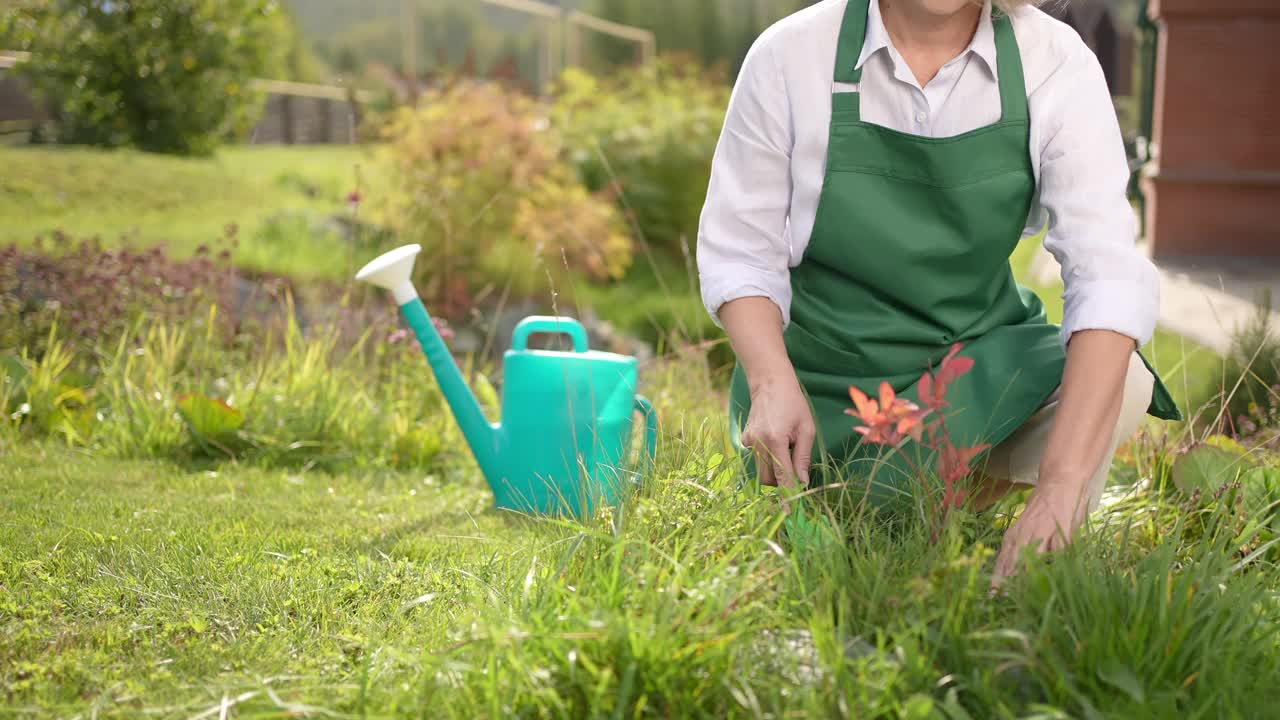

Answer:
[855,0,998,78]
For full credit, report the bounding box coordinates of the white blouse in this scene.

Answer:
[696,0,1160,348]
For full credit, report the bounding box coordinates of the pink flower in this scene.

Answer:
[346,190,363,212]
[388,329,409,345]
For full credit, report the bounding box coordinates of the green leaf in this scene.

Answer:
[784,506,841,554]
[1098,663,1146,703]
[902,694,936,720]
[1205,434,1251,456]
[177,394,245,439]
[473,373,500,416]
[1171,445,1248,496]
[0,354,28,394]
[1242,466,1280,520]
[187,614,208,634]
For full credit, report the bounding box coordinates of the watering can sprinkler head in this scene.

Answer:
[356,243,421,305]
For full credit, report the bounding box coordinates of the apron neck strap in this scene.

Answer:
[832,0,1030,124]
[992,9,1028,123]
[833,0,870,85]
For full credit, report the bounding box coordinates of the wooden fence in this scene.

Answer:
[247,80,373,145]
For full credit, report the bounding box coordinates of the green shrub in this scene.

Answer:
[551,61,730,252]
[377,81,633,318]
[1220,295,1280,440]
[5,0,287,155]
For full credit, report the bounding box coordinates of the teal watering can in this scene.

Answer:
[355,244,659,517]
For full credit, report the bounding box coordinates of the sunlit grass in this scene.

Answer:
[0,144,377,280]
[1,302,1276,717]
[4,417,1278,716]
[3,148,1275,717]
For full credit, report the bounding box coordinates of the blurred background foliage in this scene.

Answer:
[551,63,729,256]
[283,0,820,88]
[3,0,298,155]
[375,79,634,317]
[1,0,1254,459]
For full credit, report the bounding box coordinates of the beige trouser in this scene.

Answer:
[979,352,1155,514]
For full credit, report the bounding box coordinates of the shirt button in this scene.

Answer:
[916,111,928,123]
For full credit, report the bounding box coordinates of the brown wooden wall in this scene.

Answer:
[1144,0,1280,258]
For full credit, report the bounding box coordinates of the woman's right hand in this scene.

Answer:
[718,296,816,488]
[741,373,817,489]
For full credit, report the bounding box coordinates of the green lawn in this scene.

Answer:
[0,443,506,715]
[1,145,712,346]
[5,435,1280,716]
[5,145,1273,716]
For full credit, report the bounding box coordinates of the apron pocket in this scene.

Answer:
[785,321,864,370]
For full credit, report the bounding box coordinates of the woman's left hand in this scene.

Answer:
[991,483,1089,590]
[991,331,1138,590]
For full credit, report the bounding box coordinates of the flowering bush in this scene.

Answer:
[378,81,633,318]
[846,344,990,539]
[551,61,729,252]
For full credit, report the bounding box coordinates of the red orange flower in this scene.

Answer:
[919,343,975,409]
[938,442,991,509]
[938,443,991,485]
[844,342,993,536]
[846,381,931,446]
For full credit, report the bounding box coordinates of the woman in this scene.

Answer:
[697,0,1181,580]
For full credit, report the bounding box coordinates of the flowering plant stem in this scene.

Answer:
[846,343,990,543]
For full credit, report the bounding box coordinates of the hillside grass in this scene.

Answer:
[1,145,373,281]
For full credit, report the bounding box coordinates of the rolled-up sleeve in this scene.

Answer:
[1036,46,1159,348]
[697,33,795,327]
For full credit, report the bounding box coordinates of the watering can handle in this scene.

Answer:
[511,317,590,353]
[634,395,659,468]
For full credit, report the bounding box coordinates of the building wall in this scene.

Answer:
[1144,0,1280,258]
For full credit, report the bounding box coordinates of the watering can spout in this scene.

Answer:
[356,244,500,474]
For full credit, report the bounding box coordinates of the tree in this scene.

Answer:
[693,0,726,69]
[732,0,762,76]
[5,0,288,155]
[278,4,330,83]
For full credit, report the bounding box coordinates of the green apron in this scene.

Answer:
[729,0,1180,506]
